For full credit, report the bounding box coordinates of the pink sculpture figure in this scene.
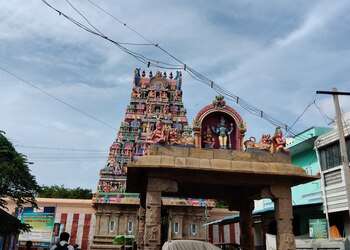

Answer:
[271,127,289,153]
[146,119,166,144]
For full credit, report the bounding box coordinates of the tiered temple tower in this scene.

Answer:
[92,69,211,249]
[94,69,192,203]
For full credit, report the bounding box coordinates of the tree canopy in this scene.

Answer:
[38,185,93,199]
[0,132,39,210]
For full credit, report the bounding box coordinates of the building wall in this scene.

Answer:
[288,127,332,206]
[5,198,96,250]
[315,120,350,238]
[291,148,322,205]
[209,223,239,245]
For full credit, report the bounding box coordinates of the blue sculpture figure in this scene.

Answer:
[211,116,234,149]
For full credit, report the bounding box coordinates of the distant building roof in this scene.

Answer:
[286,127,332,155]
[204,203,323,226]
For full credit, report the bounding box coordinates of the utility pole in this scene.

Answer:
[316,88,350,219]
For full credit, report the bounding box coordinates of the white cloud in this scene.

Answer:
[1,0,350,189]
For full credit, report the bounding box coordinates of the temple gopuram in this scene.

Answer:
[91,68,308,250]
[92,69,225,248]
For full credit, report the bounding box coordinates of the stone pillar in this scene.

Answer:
[144,190,162,250]
[239,199,254,250]
[100,211,111,235]
[137,193,146,249]
[271,186,296,250]
[95,211,102,235]
[143,178,178,250]
[106,212,112,235]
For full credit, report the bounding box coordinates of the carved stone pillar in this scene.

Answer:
[95,211,102,235]
[239,199,254,250]
[144,190,162,250]
[143,178,178,250]
[137,193,146,249]
[100,211,111,235]
[271,186,296,250]
[115,212,121,235]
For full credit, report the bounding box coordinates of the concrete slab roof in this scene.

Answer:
[126,146,319,200]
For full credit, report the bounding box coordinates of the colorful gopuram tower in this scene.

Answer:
[94,69,192,202]
[92,69,211,248]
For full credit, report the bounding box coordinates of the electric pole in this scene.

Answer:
[316,88,350,218]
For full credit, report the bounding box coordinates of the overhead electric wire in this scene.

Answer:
[15,144,106,152]
[314,100,335,125]
[86,0,155,46]
[83,0,303,134]
[0,65,118,131]
[43,0,296,131]
[286,94,317,137]
[40,0,347,167]
[65,0,104,37]
[42,0,183,70]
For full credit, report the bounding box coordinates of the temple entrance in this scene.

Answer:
[126,147,318,250]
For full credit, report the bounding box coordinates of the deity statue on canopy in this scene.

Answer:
[212,116,234,149]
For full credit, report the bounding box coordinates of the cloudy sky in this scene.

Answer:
[1,0,350,190]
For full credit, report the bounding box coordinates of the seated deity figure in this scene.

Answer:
[211,116,234,149]
[203,125,215,148]
[168,128,179,144]
[146,119,166,144]
[271,127,289,153]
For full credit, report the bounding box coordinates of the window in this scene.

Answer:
[127,221,133,234]
[190,224,197,236]
[319,143,341,171]
[319,137,350,171]
[173,222,180,235]
[109,220,116,233]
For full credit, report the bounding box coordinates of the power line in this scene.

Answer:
[42,0,297,133]
[15,144,106,152]
[39,1,346,167]
[314,100,335,125]
[41,0,183,70]
[84,0,320,136]
[285,95,316,137]
[0,65,118,131]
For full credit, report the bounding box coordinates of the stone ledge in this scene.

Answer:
[148,146,290,163]
[131,155,310,178]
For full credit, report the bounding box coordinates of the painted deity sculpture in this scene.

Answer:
[271,127,289,153]
[203,125,215,148]
[211,116,234,149]
[243,127,289,153]
[146,119,166,144]
[96,69,195,202]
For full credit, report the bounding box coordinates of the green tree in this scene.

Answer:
[0,131,39,233]
[38,185,93,199]
[0,132,39,210]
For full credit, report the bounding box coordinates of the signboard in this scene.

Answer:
[309,218,328,239]
[17,207,55,248]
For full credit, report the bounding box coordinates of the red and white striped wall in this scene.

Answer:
[54,213,96,250]
[209,223,240,245]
